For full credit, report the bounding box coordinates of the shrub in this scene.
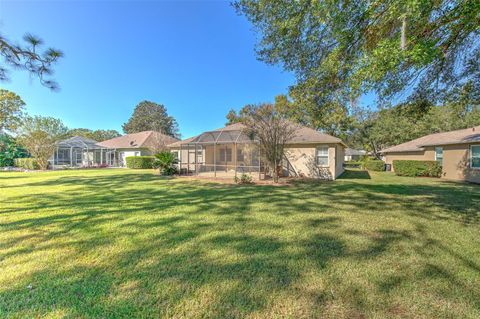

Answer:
[14,158,40,170]
[393,160,442,177]
[125,156,154,169]
[363,160,385,171]
[152,151,178,175]
[234,173,254,184]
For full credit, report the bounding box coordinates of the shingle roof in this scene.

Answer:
[381,126,480,153]
[168,123,344,147]
[97,131,179,149]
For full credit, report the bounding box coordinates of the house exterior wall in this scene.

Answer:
[441,143,480,183]
[384,144,480,183]
[284,143,342,180]
[384,147,435,170]
[335,145,345,178]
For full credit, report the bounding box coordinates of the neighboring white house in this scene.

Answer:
[97,131,179,166]
[344,148,366,161]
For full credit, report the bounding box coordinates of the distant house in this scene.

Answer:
[381,126,480,183]
[97,131,179,167]
[344,148,366,161]
[168,123,346,180]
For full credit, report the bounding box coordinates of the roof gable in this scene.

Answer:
[98,131,179,149]
[381,126,480,153]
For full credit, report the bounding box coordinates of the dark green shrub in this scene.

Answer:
[234,173,254,184]
[125,156,154,169]
[14,158,40,170]
[0,134,28,167]
[393,160,442,177]
[152,151,178,175]
[363,160,385,171]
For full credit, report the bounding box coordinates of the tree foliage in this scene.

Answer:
[235,0,480,103]
[351,83,480,157]
[0,33,63,90]
[66,128,120,142]
[152,151,178,175]
[242,103,297,183]
[0,89,25,132]
[235,0,480,137]
[122,101,179,138]
[16,115,68,170]
[0,133,28,167]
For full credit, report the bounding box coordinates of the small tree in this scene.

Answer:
[152,151,177,176]
[16,115,68,170]
[0,89,25,133]
[242,103,297,183]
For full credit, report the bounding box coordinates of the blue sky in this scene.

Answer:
[1,1,372,138]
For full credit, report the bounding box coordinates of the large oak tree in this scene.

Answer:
[235,0,480,131]
[122,101,180,138]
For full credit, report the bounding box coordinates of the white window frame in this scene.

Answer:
[435,146,443,163]
[471,145,480,169]
[316,146,329,167]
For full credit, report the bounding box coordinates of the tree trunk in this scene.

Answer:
[401,15,407,50]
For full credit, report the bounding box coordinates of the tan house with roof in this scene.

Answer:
[98,131,179,167]
[168,123,346,180]
[381,126,480,183]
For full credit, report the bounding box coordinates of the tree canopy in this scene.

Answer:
[235,0,480,103]
[66,128,121,142]
[0,33,63,90]
[235,0,480,137]
[0,89,25,133]
[122,101,179,138]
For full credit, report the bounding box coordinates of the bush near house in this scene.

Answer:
[125,156,154,169]
[393,160,442,177]
[363,159,385,171]
[14,158,41,170]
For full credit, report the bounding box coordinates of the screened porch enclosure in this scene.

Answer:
[50,136,117,168]
[177,128,263,178]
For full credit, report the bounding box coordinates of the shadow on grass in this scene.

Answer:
[338,169,371,179]
[1,169,480,317]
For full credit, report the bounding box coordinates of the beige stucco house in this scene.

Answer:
[381,126,480,183]
[98,131,179,166]
[168,123,346,180]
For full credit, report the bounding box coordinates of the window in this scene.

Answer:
[435,147,443,164]
[134,151,140,156]
[57,149,69,160]
[316,146,329,166]
[220,148,232,162]
[471,145,480,169]
[171,151,179,160]
[237,149,244,161]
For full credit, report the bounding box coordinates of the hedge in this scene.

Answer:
[125,156,154,169]
[14,158,40,170]
[363,160,385,171]
[393,160,442,177]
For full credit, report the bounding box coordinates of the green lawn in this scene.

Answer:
[1,169,479,318]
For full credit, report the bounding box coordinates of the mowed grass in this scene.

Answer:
[0,169,479,318]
